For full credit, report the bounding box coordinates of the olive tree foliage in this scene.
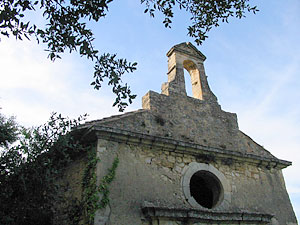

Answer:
[0,112,19,148]
[0,0,258,111]
[0,112,88,224]
[142,0,258,45]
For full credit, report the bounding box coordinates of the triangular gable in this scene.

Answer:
[167,42,206,61]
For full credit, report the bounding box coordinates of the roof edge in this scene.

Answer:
[84,125,292,169]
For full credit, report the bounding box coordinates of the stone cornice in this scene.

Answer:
[81,125,292,169]
[141,204,273,223]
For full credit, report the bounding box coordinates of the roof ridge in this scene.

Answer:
[85,109,148,125]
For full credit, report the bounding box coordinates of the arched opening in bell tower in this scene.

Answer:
[183,60,203,100]
[184,69,193,97]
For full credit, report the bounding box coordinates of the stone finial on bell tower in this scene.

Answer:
[161,42,217,103]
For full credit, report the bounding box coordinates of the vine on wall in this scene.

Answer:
[77,148,119,225]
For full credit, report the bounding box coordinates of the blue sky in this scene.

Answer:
[0,0,299,220]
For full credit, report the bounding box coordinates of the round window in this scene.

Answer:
[181,162,230,209]
[189,171,222,209]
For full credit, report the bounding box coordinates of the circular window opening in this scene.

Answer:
[189,170,222,209]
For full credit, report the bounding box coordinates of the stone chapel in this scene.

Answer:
[64,42,297,224]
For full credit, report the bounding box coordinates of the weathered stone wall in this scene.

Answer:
[95,139,188,225]
[52,155,88,225]
[95,139,297,225]
[93,91,274,160]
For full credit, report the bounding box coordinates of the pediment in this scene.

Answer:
[167,42,206,61]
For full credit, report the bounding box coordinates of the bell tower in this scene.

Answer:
[161,42,218,103]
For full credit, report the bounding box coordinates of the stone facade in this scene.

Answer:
[76,42,297,224]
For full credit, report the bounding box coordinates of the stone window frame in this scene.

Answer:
[181,162,231,209]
